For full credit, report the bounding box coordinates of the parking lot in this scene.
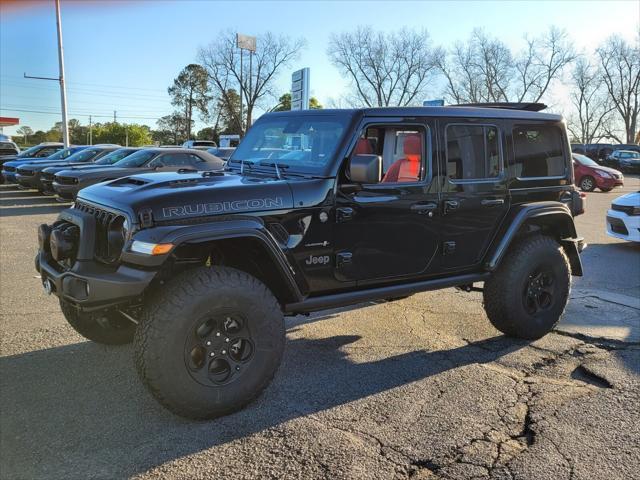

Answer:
[0,179,638,480]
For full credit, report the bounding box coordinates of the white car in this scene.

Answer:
[606,191,640,242]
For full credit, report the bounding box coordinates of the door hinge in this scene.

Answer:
[336,207,355,223]
[442,241,456,255]
[336,252,353,268]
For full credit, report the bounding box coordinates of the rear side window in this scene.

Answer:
[445,124,501,181]
[512,125,565,178]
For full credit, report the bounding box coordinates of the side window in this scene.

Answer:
[512,125,565,178]
[445,124,501,181]
[36,147,56,157]
[187,154,206,166]
[161,154,191,167]
[350,125,427,184]
[148,155,167,168]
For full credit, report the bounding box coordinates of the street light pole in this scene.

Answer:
[55,0,69,147]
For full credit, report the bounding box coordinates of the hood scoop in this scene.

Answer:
[109,177,150,187]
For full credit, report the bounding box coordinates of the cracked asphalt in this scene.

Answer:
[1,177,639,480]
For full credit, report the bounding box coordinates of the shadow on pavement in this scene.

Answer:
[0,335,527,479]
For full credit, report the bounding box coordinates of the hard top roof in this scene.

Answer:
[263,105,563,122]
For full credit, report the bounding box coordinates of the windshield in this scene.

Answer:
[229,114,349,174]
[95,148,135,165]
[17,145,42,158]
[65,148,102,163]
[113,150,157,167]
[46,147,77,161]
[573,154,599,167]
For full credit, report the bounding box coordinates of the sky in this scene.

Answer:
[1,0,638,137]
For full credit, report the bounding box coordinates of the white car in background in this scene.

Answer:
[606,191,640,242]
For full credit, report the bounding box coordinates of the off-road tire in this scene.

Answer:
[134,266,285,420]
[60,299,136,345]
[483,235,570,340]
[579,176,596,192]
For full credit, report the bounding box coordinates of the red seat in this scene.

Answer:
[382,134,422,183]
[353,138,373,155]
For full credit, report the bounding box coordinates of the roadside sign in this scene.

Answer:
[423,99,445,107]
[236,33,256,52]
[291,68,310,110]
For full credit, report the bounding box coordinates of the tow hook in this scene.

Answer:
[42,278,53,295]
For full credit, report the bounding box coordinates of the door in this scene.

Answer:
[333,119,441,284]
[438,119,510,271]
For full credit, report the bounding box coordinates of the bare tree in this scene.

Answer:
[327,27,440,107]
[514,27,576,102]
[199,31,305,133]
[438,27,575,104]
[597,35,640,144]
[437,29,512,103]
[567,57,615,143]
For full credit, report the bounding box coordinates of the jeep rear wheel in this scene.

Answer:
[60,300,136,345]
[134,266,285,420]
[483,235,570,340]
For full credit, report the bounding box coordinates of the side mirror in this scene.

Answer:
[349,154,382,184]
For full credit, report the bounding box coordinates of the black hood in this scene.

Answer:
[79,171,296,225]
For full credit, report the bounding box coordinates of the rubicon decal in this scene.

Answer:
[162,197,284,218]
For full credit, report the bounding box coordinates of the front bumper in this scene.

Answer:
[2,170,17,183]
[52,181,79,199]
[37,252,156,309]
[595,176,624,189]
[15,173,39,189]
[606,210,640,242]
[620,162,640,173]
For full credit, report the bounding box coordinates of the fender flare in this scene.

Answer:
[485,202,583,276]
[126,217,304,301]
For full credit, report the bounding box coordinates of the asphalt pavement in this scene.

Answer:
[0,178,638,480]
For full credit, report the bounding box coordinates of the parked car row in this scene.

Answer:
[1,143,225,201]
[570,142,640,171]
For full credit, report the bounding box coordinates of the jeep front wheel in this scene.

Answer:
[134,266,285,420]
[483,235,571,340]
[60,300,136,345]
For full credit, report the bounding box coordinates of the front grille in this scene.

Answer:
[611,204,637,215]
[75,200,127,264]
[41,172,55,181]
[56,176,78,185]
[4,166,16,173]
[17,168,34,176]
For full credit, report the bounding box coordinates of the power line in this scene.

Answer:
[1,74,169,94]
[0,107,164,121]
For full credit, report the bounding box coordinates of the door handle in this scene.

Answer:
[481,199,505,207]
[410,202,438,216]
[444,200,459,213]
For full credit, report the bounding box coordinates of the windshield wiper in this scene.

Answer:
[256,160,289,180]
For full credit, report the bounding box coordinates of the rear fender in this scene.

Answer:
[486,202,583,276]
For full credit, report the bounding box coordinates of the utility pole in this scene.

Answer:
[89,115,92,145]
[24,0,70,147]
[55,0,69,147]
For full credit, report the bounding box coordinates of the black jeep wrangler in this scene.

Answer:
[35,103,585,419]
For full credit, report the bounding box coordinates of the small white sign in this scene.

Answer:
[292,90,302,101]
[236,33,256,52]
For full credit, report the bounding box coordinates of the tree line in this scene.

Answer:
[15,27,639,147]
